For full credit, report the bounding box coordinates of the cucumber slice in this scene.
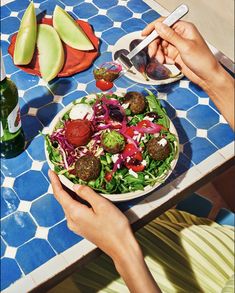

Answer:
[13,2,37,65]
[37,24,65,82]
[53,5,94,51]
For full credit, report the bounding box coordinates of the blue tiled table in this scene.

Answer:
[1,0,234,291]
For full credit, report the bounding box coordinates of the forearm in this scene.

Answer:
[113,235,161,293]
[200,64,234,130]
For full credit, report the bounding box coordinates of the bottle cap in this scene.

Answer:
[0,50,6,82]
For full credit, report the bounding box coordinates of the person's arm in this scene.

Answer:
[49,170,161,293]
[142,20,234,130]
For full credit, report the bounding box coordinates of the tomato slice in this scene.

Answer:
[137,120,152,128]
[96,79,113,91]
[124,127,135,138]
[105,172,113,182]
[125,163,145,172]
[122,143,138,157]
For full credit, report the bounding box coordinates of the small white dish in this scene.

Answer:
[45,93,179,202]
[112,31,184,86]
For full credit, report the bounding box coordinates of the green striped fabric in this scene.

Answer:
[71,209,234,293]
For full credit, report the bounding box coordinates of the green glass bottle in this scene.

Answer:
[0,51,25,158]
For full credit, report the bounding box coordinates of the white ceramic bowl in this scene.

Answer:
[45,94,179,201]
[112,31,184,85]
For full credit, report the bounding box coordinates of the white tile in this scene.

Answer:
[132,13,142,18]
[30,255,68,287]
[42,127,50,135]
[65,6,73,12]
[196,128,207,138]
[172,166,202,190]
[31,161,44,171]
[35,227,49,239]
[18,90,25,98]
[17,200,32,213]
[219,115,227,124]
[53,95,62,103]
[128,199,153,219]
[28,107,38,116]
[77,83,87,91]
[95,31,102,38]
[176,110,187,118]
[179,80,189,88]
[118,0,127,6]
[99,9,106,15]
[219,141,235,160]
[158,92,167,100]
[113,22,121,28]
[2,275,36,293]
[38,79,48,86]
[62,239,96,265]
[198,97,210,105]
[196,151,226,174]
[10,11,18,17]
[34,3,40,8]
[47,185,53,194]
[4,246,17,259]
[2,177,15,188]
[107,44,114,52]
[1,34,9,41]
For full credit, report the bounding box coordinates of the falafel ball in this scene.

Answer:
[124,91,146,114]
[75,155,101,182]
[147,137,171,161]
[101,130,125,154]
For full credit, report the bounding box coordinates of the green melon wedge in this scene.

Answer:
[53,5,94,51]
[14,2,37,65]
[37,24,65,82]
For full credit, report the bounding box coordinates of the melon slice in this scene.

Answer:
[53,5,94,51]
[14,2,37,65]
[37,24,65,82]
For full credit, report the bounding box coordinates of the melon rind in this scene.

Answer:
[53,5,94,51]
[37,24,65,82]
[13,2,37,65]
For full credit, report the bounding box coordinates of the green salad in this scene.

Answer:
[45,90,178,194]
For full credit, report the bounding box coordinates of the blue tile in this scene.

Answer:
[11,70,40,91]
[172,117,196,144]
[19,97,29,116]
[73,3,98,19]
[99,39,108,53]
[62,90,87,106]
[0,5,11,19]
[73,66,95,84]
[41,161,50,182]
[3,54,19,75]
[1,238,6,258]
[215,209,235,226]
[37,103,63,127]
[93,0,118,9]
[168,88,198,110]
[159,100,176,120]
[0,170,5,185]
[30,194,65,227]
[21,115,43,140]
[1,151,32,177]
[122,18,147,33]
[189,82,208,97]
[177,193,212,218]
[1,188,20,219]
[107,6,132,22]
[209,99,220,113]
[184,137,217,165]
[89,15,113,32]
[173,152,193,177]
[49,78,77,95]
[27,134,46,161]
[0,258,22,291]
[59,0,83,5]
[39,0,65,15]
[6,0,30,12]
[101,27,126,45]
[187,105,219,129]
[24,86,54,108]
[94,51,112,67]
[16,239,56,274]
[1,17,20,34]
[0,40,10,56]
[1,212,36,247]
[48,220,83,253]
[114,75,134,89]
[127,0,150,13]
[14,170,49,201]
[208,124,235,149]
[142,10,161,23]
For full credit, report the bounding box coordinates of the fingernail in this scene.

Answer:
[148,47,154,58]
[155,22,165,32]
[73,184,82,191]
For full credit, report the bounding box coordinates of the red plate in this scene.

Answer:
[8,18,99,78]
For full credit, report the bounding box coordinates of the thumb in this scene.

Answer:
[155,22,186,51]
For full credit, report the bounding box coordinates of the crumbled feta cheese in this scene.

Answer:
[158,138,168,147]
[144,175,149,179]
[126,157,131,163]
[134,131,139,135]
[142,160,147,166]
[153,133,160,138]
[136,133,141,142]
[122,103,129,109]
[143,116,154,121]
[129,169,138,178]
[133,135,137,140]
[69,104,94,120]
[117,164,120,169]
[111,154,120,163]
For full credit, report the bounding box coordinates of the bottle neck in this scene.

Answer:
[0,51,6,82]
